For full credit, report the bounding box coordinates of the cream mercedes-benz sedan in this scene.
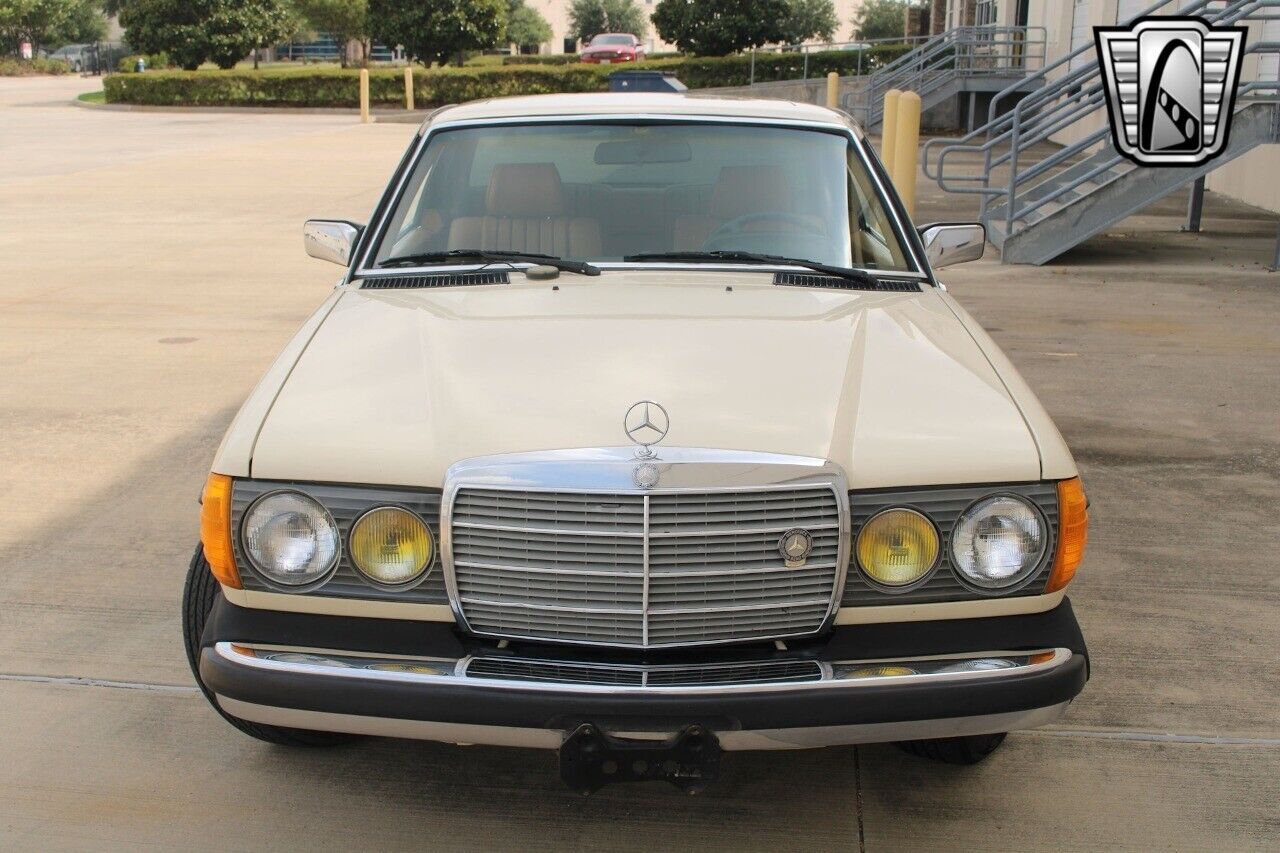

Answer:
[186,92,1089,792]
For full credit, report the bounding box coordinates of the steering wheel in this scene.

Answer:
[703,212,825,250]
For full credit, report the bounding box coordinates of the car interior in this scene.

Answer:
[376,124,910,270]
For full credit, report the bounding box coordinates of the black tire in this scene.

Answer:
[894,732,1007,765]
[183,545,356,747]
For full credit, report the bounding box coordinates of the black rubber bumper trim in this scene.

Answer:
[202,596,1089,666]
[199,599,1089,733]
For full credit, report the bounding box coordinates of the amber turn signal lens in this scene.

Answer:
[1046,477,1088,593]
[200,473,241,589]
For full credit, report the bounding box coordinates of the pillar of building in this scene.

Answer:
[929,0,947,35]
[906,5,929,38]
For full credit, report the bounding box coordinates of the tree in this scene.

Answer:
[567,0,646,44]
[118,0,297,70]
[780,0,836,45]
[234,0,299,69]
[506,3,550,52]
[368,0,505,67]
[651,0,788,56]
[1,0,104,53]
[294,0,370,67]
[851,0,906,42]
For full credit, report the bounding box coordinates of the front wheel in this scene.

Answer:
[182,545,356,747]
[894,733,1007,765]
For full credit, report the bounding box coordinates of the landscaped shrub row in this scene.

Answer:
[658,46,915,87]
[0,57,72,76]
[102,46,915,108]
[103,65,610,107]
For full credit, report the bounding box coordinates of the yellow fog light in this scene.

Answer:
[856,508,940,588]
[350,506,434,586]
[837,664,917,680]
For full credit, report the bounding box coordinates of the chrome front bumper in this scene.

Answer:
[203,642,1082,750]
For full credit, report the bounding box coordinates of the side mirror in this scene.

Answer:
[918,222,985,270]
[303,219,363,266]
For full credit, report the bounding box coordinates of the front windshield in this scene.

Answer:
[372,122,913,272]
[592,35,633,45]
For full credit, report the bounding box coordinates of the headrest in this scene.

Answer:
[710,165,790,220]
[485,163,566,217]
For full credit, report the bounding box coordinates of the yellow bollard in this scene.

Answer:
[880,89,902,178]
[404,66,414,111]
[826,71,839,109]
[891,90,922,217]
[359,68,370,123]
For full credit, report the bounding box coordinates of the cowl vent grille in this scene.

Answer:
[359,271,510,289]
[773,272,921,292]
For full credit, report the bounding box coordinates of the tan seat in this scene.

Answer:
[673,165,813,251]
[448,163,602,258]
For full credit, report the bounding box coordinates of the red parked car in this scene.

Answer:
[579,33,646,63]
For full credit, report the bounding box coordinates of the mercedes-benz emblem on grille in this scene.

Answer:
[624,400,669,458]
[1095,17,1245,167]
[632,462,660,490]
[778,528,814,568]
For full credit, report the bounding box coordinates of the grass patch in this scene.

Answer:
[77,90,106,103]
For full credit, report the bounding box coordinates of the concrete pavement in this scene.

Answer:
[1,75,1277,850]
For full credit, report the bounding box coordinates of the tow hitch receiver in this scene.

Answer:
[559,723,722,794]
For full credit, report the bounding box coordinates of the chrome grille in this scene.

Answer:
[449,484,844,648]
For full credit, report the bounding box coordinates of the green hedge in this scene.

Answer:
[662,47,914,88]
[102,46,916,108]
[104,65,611,107]
[500,47,912,84]
[501,53,580,66]
[116,52,172,73]
[0,57,72,76]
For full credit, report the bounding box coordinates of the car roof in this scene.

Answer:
[426,93,856,130]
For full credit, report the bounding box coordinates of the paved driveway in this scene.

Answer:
[1,75,1277,850]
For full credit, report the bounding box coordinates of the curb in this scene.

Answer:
[71,97,431,122]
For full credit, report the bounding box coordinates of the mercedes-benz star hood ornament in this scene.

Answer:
[624,401,669,459]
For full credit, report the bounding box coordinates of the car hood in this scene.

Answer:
[248,270,1044,489]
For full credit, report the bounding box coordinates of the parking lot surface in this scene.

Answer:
[2,75,1277,850]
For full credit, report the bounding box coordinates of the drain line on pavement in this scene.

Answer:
[0,672,201,694]
[1032,728,1280,747]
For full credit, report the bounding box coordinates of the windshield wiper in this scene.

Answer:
[379,249,601,276]
[623,251,879,288]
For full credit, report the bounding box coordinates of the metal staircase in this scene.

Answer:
[844,26,1048,130]
[922,0,1280,265]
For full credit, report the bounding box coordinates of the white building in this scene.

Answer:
[932,0,1280,213]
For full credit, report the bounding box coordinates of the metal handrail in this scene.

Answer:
[921,0,1280,237]
[843,26,1047,126]
[745,35,934,85]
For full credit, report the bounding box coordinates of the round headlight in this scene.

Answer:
[241,491,340,586]
[951,495,1047,589]
[350,506,434,586]
[856,508,940,588]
